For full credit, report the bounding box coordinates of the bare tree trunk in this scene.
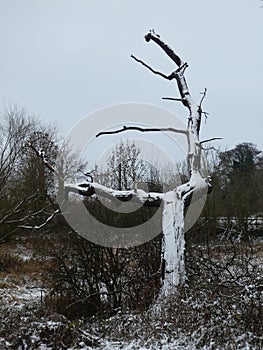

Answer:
[161,191,185,294]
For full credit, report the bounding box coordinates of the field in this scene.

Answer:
[0,232,262,350]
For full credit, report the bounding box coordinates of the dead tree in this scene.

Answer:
[130,30,211,295]
[32,31,214,300]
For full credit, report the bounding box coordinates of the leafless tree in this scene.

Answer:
[33,31,215,305]
[0,107,61,241]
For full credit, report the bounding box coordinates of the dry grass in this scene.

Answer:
[0,233,262,349]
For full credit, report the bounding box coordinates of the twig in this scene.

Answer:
[0,192,39,225]
[6,206,49,224]
[201,146,217,151]
[200,137,223,144]
[162,97,183,102]
[199,88,207,109]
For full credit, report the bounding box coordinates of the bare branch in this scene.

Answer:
[27,143,54,172]
[96,125,188,138]
[6,206,49,224]
[131,55,174,80]
[0,192,39,225]
[200,137,223,144]
[27,142,64,185]
[162,97,183,102]
[80,170,94,183]
[18,209,60,230]
[201,146,217,151]
[202,111,209,124]
[139,32,203,139]
[144,30,184,67]
[199,88,207,109]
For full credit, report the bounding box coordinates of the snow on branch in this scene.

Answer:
[29,32,217,216]
[65,182,163,207]
[18,209,60,230]
[145,30,184,67]
[27,142,64,185]
[27,140,163,206]
[132,31,202,139]
[6,207,49,225]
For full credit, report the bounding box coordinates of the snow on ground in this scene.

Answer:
[15,244,34,261]
[0,274,46,310]
[67,336,256,350]
[0,240,262,349]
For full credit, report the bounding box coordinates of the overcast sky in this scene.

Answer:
[0,0,263,154]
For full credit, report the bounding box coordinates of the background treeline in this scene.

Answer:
[0,107,262,348]
[196,141,263,242]
[1,106,262,246]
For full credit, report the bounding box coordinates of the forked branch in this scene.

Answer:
[19,209,60,230]
[132,31,202,139]
[32,32,216,208]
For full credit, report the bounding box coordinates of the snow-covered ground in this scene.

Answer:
[0,274,45,310]
[0,239,262,349]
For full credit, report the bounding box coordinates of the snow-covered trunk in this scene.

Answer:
[160,190,185,296]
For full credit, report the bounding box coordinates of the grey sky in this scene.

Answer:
[0,0,262,153]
